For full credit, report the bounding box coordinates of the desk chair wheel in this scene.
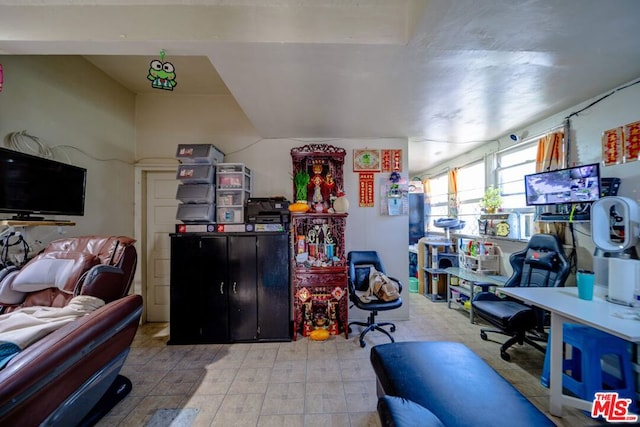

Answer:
[480,331,488,340]
[500,350,510,361]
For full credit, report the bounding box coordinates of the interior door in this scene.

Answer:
[145,171,179,322]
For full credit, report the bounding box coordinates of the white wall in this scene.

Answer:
[3,55,636,321]
[0,56,136,243]
[135,97,412,322]
[0,55,411,322]
[134,79,411,321]
[135,93,260,164]
[229,137,411,321]
[419,79,640,278]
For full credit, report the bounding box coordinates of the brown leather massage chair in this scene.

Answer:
[0,235,141,426]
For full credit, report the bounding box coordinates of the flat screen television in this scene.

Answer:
[524,163,600,206]
[0,147,87,220]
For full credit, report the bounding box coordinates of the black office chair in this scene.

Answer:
[347,251,402,348]
[472,234,570,361]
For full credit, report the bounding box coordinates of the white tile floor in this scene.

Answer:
[97,293,597,426]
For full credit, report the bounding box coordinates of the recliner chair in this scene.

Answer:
[347,251,402,348]
[0,235,141,426]
[472,233,570,361]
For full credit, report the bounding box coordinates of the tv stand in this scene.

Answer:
[1,219,76,227]
[11,215,45,221]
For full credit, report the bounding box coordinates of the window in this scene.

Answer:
[496,142,537,209]
[425,173,448,232]
[422,140,538,240]
[456,161,485,235]
[495,141,538,240]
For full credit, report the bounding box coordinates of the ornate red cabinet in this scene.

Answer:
[290,143,348,340]
[291,212,348,339]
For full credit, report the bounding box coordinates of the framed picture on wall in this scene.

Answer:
[353,149,381,172]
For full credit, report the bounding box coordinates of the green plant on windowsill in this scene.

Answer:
[480,185,502,213]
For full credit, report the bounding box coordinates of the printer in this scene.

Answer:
[246,197,291,224]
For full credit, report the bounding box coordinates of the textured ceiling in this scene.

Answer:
[1,0,640,174]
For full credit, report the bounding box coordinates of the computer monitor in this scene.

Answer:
[524,163,600,206]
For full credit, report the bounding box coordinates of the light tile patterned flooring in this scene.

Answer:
[98,293,598,427]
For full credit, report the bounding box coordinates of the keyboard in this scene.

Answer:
[539,212,590,221]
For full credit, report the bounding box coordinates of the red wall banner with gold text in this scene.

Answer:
[358,173,375,207]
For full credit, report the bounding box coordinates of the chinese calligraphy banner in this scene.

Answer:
[381,149,402,172]
[624,121,640,163]
[602,127,623,166]
[602,121,640,166]
[359,173,375,207]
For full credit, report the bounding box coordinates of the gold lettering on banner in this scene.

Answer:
[359,173,375,207]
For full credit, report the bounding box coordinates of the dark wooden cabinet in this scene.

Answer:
[169,232,290,344]
[256,234,291,340]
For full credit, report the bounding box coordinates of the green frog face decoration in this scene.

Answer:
[147,54,177,91]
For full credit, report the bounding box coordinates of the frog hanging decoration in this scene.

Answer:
[147,50,177,91]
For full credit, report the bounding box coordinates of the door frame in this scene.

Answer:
[134,163,178,323]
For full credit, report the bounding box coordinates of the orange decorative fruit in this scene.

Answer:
[309,329,330,341]
[288,201,310,213]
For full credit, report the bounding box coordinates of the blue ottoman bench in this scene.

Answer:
[370,341,555,427]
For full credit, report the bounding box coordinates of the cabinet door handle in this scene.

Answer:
[233,281,237,294]
[220,282,224,295]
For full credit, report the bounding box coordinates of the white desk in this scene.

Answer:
[499,286,640,417]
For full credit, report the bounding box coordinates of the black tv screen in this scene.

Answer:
[0,147,87,219]
[524,163,600,206]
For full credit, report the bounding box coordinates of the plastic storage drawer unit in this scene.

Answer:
[176,204,215,223]
[177,164,214,184]
[176,144,224,164]
[176,184,215,204]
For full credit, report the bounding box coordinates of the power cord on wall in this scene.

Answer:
[3,130,136,165]
[565,79,640,120]
[568,222,578,275]
[4,131,54,158]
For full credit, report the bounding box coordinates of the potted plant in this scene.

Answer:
[480,185,502,213]
[289,171,310,212]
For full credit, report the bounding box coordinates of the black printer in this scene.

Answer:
[246,197,291,224]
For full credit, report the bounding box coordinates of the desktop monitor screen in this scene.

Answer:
[524,163,600,206]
